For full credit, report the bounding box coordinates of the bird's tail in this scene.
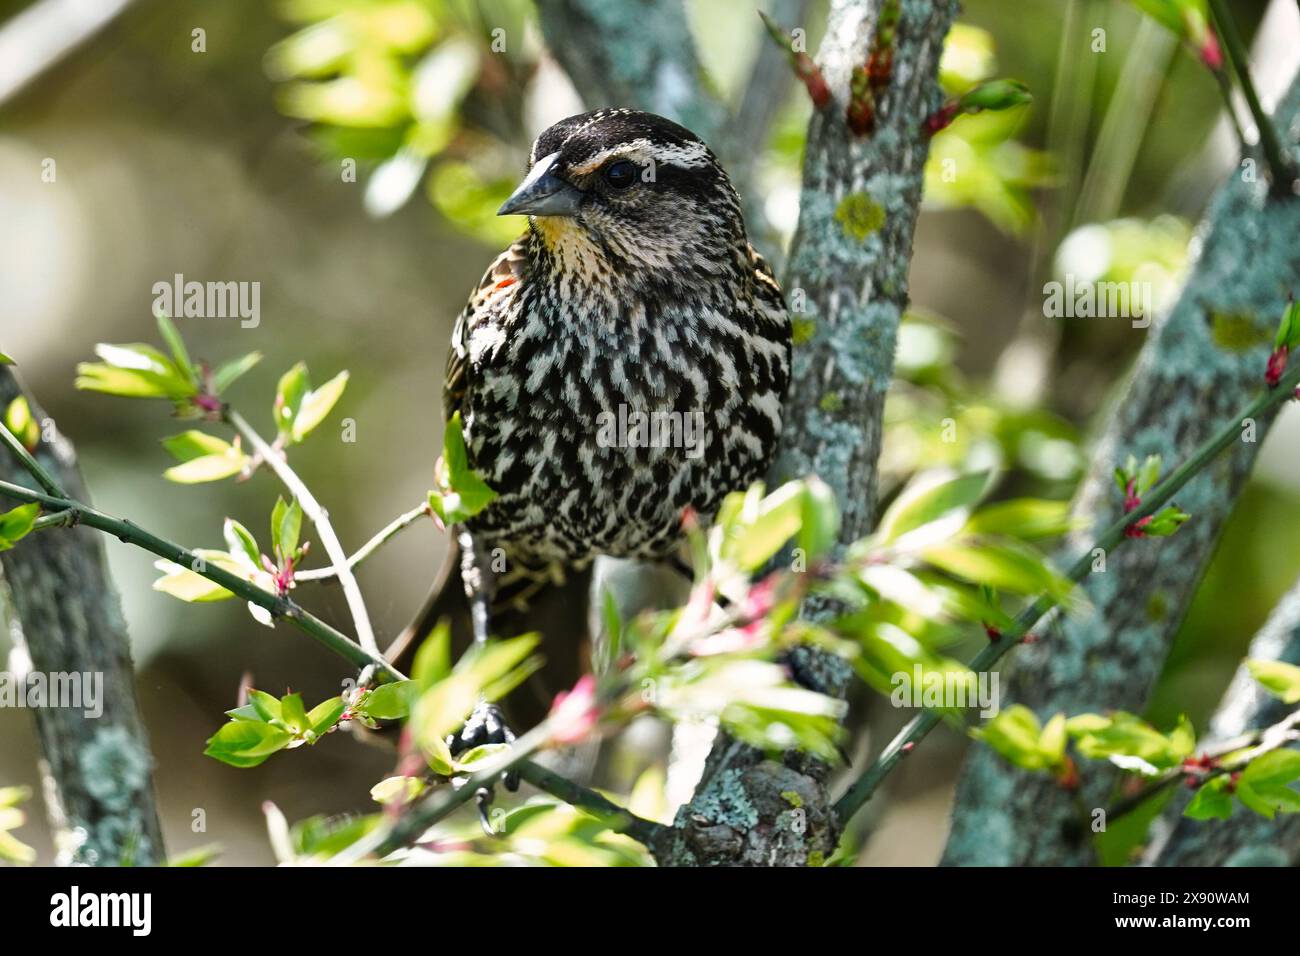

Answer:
[384,539,594,732]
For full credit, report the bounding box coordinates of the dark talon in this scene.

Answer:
[448,700,520,793]
[474,787,495,836]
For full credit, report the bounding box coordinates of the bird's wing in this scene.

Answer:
[442,236,530,422]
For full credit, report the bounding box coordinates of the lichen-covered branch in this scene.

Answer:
[0,368,164,865]
[1144,581,1300,866]
[942,71,1300,867]
[656,0,956,867]
[534,0,727,147]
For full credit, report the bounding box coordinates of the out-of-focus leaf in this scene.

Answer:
[212,352,263,395]
[1245,659,1300,704]
[876,470,990,546]
[0,503,40,551]
[964,498,1076,539]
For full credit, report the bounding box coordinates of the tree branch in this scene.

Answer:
[0,369,164,865]
[942,71,1300,867]
[225,409,381,658]
[1145,578,1300,866]
[295,502,431,583]
[534,0,727,147]
[657,0,957,867]
[0,477,402,683]
[834,358,1300,825]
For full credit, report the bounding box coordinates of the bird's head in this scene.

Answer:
[499,109,747,288]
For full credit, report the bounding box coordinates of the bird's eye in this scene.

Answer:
[603,160,638,189]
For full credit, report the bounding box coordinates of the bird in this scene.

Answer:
[385,108,792,759]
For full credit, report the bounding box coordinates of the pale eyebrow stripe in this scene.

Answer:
[568,138,711,175]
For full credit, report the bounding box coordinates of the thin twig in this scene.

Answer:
[1209,0,1297,194]
[226,409,380,657]
[0,422,64,497]
[296,503,432,582]
[833,360,1300,827]
[0,478,402,681]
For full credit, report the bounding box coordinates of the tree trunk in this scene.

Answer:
[0,368,164,865]
[942,71,1300,866]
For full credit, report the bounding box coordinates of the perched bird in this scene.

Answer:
[387,108,791,751]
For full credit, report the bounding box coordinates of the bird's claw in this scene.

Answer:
[447,700,519,796]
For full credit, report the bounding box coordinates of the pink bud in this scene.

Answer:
[548,674,599,745]
[1200,31,1223,71]
[1266,346,1289,388]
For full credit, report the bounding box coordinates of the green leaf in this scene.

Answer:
[429,412,497,524]
[271,496,303,561]
[155,312,196,386]
[876,471,990,545]
[974,705,1064,771]
[1143,505,1189,537]
[1184,778,1233,821]
[279,693,310,735]
[798,476,840,560]
[292,370,349,442]
[247,690,282,721]
[274,363,310,437]
[161,432,248,483]
[307,696,347,734]
[151,550,244,602]
[4,396,39,450]
[964,498,1076,540]
[212,351,263,395]
[1067,711,1194,771]
[223,518,262,568]
[412,620,452,690]
[716,482,804,572]
[0,503,40,551]
[1241,749,1300,789]
[454,743,512,771]
[358,680,416,721]
[1136,455,1162,495]
[204,721,292,767]
[0,351,13,365]
[923,540,1074,601]
[1245,659,1300,704]
[370,776,424,806]
[76,343,196,400]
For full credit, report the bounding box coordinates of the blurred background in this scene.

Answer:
[1,0,1298,865]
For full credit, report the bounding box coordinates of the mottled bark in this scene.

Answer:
[660,0,956,866]
[1144,581,1300,866]
[0,368,164,865]
[534,0,727,147]
[942,72,1300,866]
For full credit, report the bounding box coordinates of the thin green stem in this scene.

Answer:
[0,422,64,498]
[516,761,668,848]
[296,503,431,583]
[1212,66,1249,158]
[0,478,403,681]
[833,361,1300,827]
[1209,0,1296,195]
[226,409,379,657]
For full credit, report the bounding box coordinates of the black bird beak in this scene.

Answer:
[497,151,584,217]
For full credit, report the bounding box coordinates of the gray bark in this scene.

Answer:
[942,71,1300,866]
[536,0,954,865]
[659,0,956,865]
[1144,581,1300,866]
[0,368,164,865]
